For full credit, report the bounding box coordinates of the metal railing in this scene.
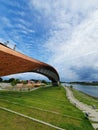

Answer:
[0,41,16,50]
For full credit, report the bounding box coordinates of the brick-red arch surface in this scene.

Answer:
[0,43,60,85]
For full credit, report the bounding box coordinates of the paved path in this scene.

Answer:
[64,86,98,130]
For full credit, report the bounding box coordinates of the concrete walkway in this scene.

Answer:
[64,86,98,130]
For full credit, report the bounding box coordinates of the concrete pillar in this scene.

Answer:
[52,81,60,86]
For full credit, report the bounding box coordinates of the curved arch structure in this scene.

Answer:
[0,43,60,85]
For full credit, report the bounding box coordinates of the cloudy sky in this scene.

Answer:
[1,0,98,81]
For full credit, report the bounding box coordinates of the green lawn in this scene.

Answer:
[0,86,94,130]
[0,109,55,130]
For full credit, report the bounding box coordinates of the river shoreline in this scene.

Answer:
[64,83,98,98]
[72,87,98,99]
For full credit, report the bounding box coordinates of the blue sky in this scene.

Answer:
[1,0,98,81]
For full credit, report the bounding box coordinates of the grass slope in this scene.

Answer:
[0,109,55,130]
[0,86,94,130]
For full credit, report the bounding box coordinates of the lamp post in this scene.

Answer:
[13,44,16,50]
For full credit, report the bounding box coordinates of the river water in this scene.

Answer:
[64,83,98,98]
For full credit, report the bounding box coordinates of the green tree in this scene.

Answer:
[22,80,27,84]
[0,77,3,82]
[42,80,47,84]
[11,80,17,86]
[8,78,15,83]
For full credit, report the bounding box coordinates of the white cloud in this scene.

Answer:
[1,0,98,81]
[29,0,98,81]
[1,17,13,28]
[3,73,49,81]
[29,0,98,16]
[44,10,98,81]
[16,23,35,33]
[34,1,98,80]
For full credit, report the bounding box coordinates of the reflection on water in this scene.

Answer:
[64,83,98,98]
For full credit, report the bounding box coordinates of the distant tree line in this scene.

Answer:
[0,77,21,86]
[69,81,98,85]
[0,77,49,85]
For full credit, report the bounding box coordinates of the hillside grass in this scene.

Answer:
[0,109,55,130]
[0,86,94,130]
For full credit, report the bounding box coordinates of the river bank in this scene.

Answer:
[64,83,98,98]
[73,87,98,99]
[71,87,98,110]
[64,86,98,130]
